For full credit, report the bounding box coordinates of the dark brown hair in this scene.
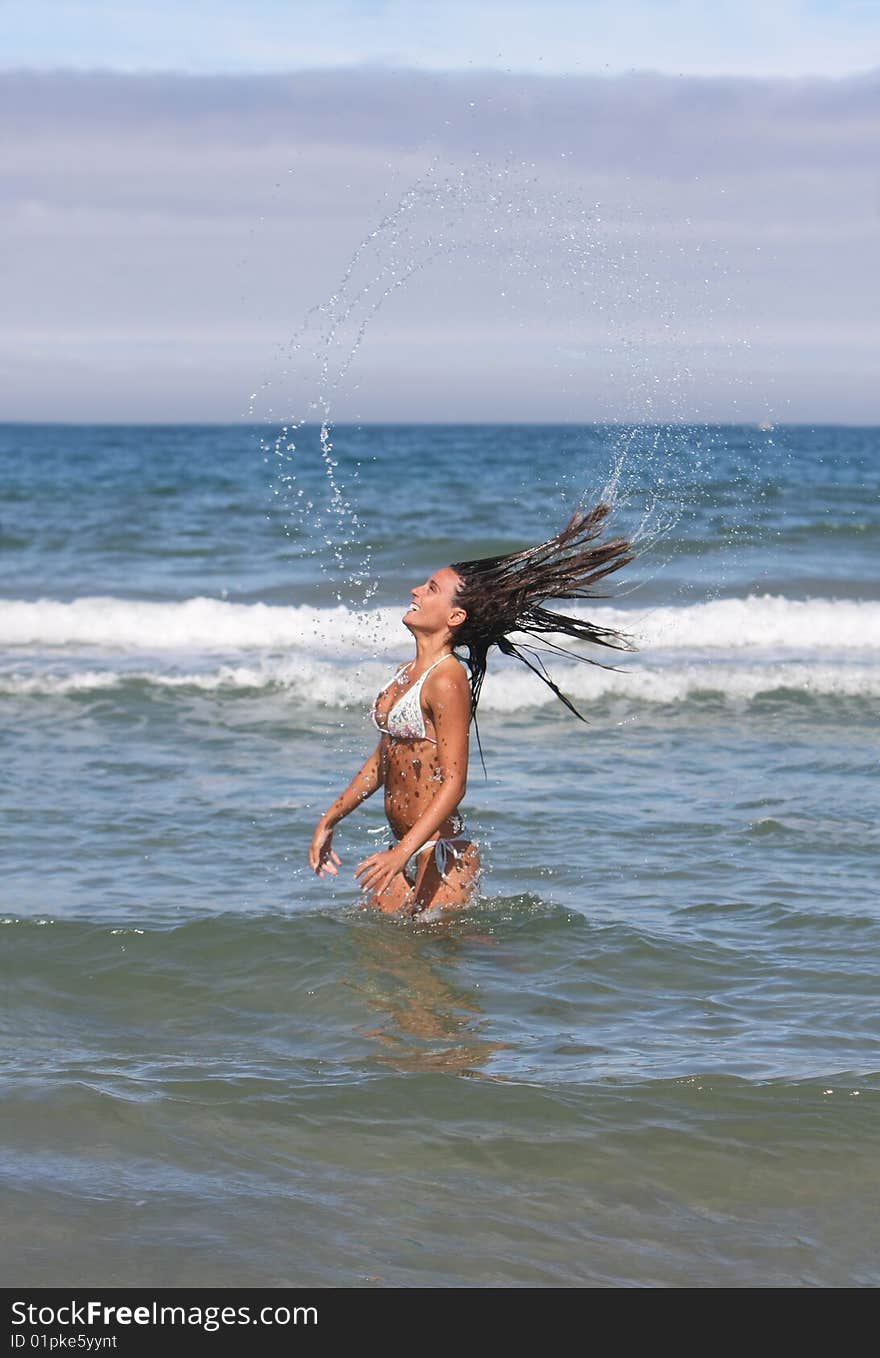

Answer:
[450,502,635,742]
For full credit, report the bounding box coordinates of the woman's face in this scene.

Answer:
[404,566,465,636]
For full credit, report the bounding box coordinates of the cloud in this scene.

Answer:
[4,67,880,172]
[2,68,879,421]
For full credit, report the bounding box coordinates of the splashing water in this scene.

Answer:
[248,156,752,611]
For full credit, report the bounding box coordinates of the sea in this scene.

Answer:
[1,421,878,1288]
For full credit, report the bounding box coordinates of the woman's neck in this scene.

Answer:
[411,635,453,670]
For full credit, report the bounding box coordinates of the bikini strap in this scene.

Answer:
[419,653,455,684]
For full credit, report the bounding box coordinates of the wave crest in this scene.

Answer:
[0,593,877,653]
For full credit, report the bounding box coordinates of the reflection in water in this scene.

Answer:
[347,911,512,1076]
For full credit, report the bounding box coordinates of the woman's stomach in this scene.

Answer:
[382,746,459,838]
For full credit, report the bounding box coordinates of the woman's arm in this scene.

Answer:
[309,741,384,877]
[321,741,384,828]
[353,668,470,895]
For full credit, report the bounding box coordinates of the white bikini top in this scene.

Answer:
[370,654,457,745]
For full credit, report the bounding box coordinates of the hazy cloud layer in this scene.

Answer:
[3,68,879,421]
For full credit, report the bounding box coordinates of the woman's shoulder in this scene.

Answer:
[425,653,469,698]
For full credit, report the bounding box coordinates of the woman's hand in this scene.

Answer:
[353,845,409,900]
[309,820,341,878]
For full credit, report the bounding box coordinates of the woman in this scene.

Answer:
[308,503,634,918]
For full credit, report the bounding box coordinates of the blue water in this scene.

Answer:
[1,421,878,1287]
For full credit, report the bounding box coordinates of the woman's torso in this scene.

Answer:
[371,655,462,840]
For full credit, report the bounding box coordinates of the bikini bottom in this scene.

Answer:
[402,813,470,888]
[369,815,471,889]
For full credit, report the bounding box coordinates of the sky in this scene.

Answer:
[2,2,879,422]
[4,0,880,79]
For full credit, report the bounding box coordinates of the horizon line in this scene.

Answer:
[1,418,875,430]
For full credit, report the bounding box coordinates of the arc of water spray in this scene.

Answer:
[250,157,724,619]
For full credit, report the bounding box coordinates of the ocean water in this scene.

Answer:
[1,421,878,1288]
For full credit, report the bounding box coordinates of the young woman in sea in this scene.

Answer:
[308,502,633,918]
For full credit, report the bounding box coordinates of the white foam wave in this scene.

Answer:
[0,593,878,654]
[2,658,878,705]
[0,596,370,653]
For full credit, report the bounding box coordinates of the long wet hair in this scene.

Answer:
[449,502,635,749]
